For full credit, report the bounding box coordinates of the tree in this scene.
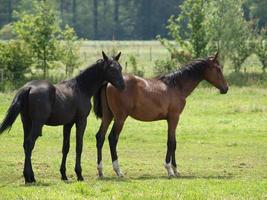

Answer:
[254,29,267,72]
[14,1,61,78]
[8,0,13,23]
[206,0,251,64]
[137,0,152,40]
[113,0,120,39]
[0,40,33,81]
[158,0,209,64]
[93,0,98,39]
[60,25,81,77]
[72,0,77,30]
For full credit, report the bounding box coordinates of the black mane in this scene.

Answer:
[159,59,209,87]
[73,60,105,94]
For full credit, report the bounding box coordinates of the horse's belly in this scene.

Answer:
[45,104,76,126]
[129,103,167,121]
[46,112,75,126]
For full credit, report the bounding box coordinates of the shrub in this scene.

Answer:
[0,40,33,82]
[0,24,16,40]
[129,55,144,77]
[154,58,177,76]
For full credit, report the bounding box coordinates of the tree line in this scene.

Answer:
[1,0,266,40]
[0,0,183,40]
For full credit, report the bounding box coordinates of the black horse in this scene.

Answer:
[0,51,125,183]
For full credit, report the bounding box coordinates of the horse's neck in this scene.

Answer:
[176,77,202,98]
[76,64,104,96]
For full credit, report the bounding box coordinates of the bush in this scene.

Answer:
[0,40,33,82]
[154,58,177,76]
[0,24,16,40]
[229,40,253,72]
[129,55,144,77]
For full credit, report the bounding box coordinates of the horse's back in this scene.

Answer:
[106,75,170,121]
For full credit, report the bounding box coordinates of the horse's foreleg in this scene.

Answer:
[60,122,74,181]
[165,117,179,178]
[108,119,125,177]
[75,119,87,181]
[23,121,43,183]
[96,116,112,177]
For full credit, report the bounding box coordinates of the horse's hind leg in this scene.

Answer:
[108,117,126,177]
[60,122,74,180]
[96,112,113,177]
[74,118,87,181]
[23,121,43,183]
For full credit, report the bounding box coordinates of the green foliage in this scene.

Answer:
[14,1,61,78]
[254,30,267,72]
[206,0,252,65]
[159,0,254,72]
[229,40,253,72]
[60,25,81,77]
[129,55,144,77]
[159,0,209,63]
[0,40,33,82]
[0,24,15,40]
[154,58,177,76]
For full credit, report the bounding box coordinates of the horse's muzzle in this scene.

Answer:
[220,86,228,94]
[116,81,126,91]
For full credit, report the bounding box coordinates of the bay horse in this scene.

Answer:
[93,52,228,178]
[0,52,125,183]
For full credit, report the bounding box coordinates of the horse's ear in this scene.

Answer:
[102,51,108,61]
[114,52,121,61]
[213,51,219,61]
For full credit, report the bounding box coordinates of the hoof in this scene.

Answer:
[98,172,104,178]
[168,174,175,179]
[61,176,68,181]
[77,176,84,181]
[116,171,124,178]
[174,171,180,177]
[25,177,36,184]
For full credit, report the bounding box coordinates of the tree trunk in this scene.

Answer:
[93,0,98,39]
[60,0,64,21]
[138,0,152,40]
[8,0,12,23]
[72,0,77,30]
[113,0,119,39]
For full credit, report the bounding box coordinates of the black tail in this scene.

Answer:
[0,87,30,134]
[93,83,107,119]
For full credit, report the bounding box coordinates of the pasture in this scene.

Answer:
[0,86,266,199]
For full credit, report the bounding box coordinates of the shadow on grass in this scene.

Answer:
[96,174,234,182]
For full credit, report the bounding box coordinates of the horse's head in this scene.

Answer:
[203,52,228,94]
[102,51,125,90]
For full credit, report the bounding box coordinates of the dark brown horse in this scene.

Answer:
[93,52,228,178]
[0,52,125,183]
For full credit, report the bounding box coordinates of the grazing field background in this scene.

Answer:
[0,85,266,199]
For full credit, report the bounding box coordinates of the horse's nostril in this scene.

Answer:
[220,86,228,94]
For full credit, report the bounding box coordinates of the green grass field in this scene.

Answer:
[0,86,266,199]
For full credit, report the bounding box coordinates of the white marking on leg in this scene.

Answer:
[112,160,123,177]
[164,162,174,177]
